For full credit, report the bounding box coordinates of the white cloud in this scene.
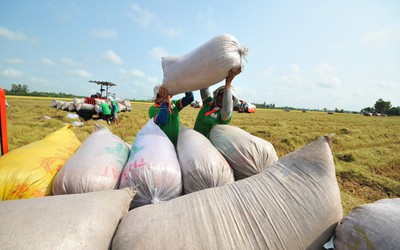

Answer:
[197,7,215,30]
[128,3,183,37]
[3,68,23,78]
[0,25,33,41]
[290,64,301,74]
[30,77,48,84]
[71,69,92,78]
[60,58,76,66]
[364,22,400,44]
[119,68,158,83]
[103,50,123,64]
[129,3,159,27]
[91,28,118,39]
[162,27,183,38]
[313,63,341,88]
[257,67,275,80]
[6,58,23,64]
[148,47,169,60]
[41,58,55,66]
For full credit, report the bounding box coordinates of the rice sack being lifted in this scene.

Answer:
[333,198,400,250]
[0,125,81,200]
[210,124,278,180]
[119,119,182,208]
[177,126,234,194]
[112,136,343,250]
[0,188,135,250]
[52,124,130,195]
[161,34,248,95]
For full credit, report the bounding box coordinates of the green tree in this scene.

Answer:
[374,99,391,114]
[10,84,29,94]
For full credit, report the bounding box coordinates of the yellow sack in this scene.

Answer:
[0,125,81,200]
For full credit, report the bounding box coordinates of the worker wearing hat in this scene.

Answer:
[148,85,194,147]
[194,68,241,138]
[108,96,120,126]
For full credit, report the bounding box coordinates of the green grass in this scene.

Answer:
[3,96,400,214]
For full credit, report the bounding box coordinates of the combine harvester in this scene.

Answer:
[50,80,132,119]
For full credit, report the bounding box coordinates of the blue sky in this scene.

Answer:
[1,1,399,111]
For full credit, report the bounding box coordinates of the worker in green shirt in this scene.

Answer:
[194,68,241,138]
[109,96,120,126]
[148,85,194,147]
[99,100,112,124]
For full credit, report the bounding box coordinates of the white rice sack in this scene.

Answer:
[334,198,400,250]
[61,101,70,111]
[52,124,130,194]
[75,103,83,111]
[95,104,101,114]
[50,99,58,108]
[0,188,135,250]
[177,126,234,194]
[162,34,248,95]
[119,119,182,208]
[121,99,132,111]
[80,103,95,111]
[95,98,103,105]
[210,125,279,180]
[117,103,126,112]
[56,100,65,110]
[67,103,76,111]
[73,98,84,106]
[112,136,343,250]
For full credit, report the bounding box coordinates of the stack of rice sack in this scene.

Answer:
[331,198,400,250]
[50,98,132,114]
[119,119,182,208]
[0,125,81,200]
[112,136,343,249]
[0,188,135,249]
[52,124,130,194]
[161,33,248,94]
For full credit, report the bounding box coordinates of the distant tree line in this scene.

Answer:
[361,98,400,116]
[4,84,84,98]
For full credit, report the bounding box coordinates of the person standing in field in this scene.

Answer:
[109,96,120,126]
[99,100,112,124]
[148,85,194,147]
[194,68,241,138]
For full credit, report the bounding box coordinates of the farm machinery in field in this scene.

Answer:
[50,80,132,120]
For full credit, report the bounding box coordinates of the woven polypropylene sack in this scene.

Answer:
[177,126,234,194]
[210,124,278,180]
[161,34,248,95]
[52,124,130,194]
[112,136,343,250]
[119,119,182,208]
[334,198,400,250]
[0,188,135,250]
[0,125,81,200]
